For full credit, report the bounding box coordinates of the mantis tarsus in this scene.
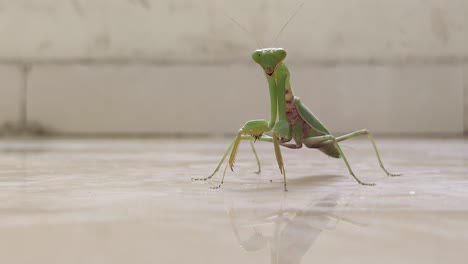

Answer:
[194,47,400,191]
[193,7,400,191]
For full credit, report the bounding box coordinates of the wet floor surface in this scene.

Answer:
[0,138,467,263]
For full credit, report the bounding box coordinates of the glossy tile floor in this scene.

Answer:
[0,138,467,264]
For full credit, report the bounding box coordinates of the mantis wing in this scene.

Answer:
[295,98,341,158]
[294,98,331,135]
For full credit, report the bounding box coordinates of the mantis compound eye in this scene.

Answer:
[276,49,287,61]
[252,51,262,64]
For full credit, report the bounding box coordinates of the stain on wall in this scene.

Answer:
[464,70,468,134]
[71,0,85,17]
[128,0,151,10]
[329,32,346,48]
[431,8,449,44]
[37,41,52,52]
[85,32,112,55]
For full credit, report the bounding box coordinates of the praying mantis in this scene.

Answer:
[193,7,400,192]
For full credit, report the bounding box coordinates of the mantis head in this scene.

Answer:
[251,48,287,76]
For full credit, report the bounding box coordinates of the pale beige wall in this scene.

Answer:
[1,0,467,62]
[0,66,22,134]
[465,67,468,134]
[0,0,467,136]
[24,64,464,135]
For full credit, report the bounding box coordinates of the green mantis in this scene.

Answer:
[194,47,400,191]
[193,4,399,191]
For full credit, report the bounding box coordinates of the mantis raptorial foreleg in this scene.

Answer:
[204,134,278,190]
[272,132,287,191]
[336,129,401,177]
[221,132,288,191]
[192,137,262,182]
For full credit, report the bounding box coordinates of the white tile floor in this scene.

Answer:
[0,137,467,264]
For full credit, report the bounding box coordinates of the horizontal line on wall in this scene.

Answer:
[1,56,468,67]
[0,131,465,139]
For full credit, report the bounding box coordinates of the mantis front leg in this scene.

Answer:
[268,71,290,138]
[225,122,287,191]
[272,132,287,191]
[192,137,261,182]
[199,119,288,191]
[192,120,270,182]
[228,120,272,171]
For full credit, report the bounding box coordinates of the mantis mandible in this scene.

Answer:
[194,8,400,192]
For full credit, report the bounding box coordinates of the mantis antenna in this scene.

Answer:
[224,12,263,48]
[272,2,305,46]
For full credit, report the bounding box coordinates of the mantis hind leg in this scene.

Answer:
[303,135,375,186]
[336,129,400,177]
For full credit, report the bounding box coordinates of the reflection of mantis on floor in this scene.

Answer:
[228,194,366,264]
